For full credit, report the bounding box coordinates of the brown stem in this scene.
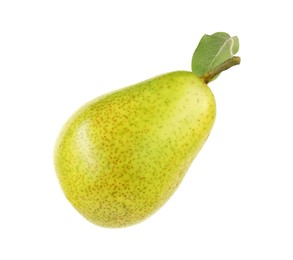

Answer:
[201,56,241,84]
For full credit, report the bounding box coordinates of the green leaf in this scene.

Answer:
[192,32,239,78]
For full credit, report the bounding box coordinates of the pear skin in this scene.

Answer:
[54,71,216,228]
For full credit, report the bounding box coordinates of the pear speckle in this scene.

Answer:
[54,71,216,228]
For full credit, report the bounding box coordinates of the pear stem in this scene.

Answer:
[201,56,241,84]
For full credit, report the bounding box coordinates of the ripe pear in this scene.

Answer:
[54,71,216,227]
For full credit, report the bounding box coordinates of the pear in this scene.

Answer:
[54,71,216,228]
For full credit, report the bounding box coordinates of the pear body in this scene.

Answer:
[54,71,216,228]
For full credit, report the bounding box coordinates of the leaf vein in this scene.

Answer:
[207,37,234,71]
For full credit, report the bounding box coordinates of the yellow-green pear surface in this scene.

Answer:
[54,71,216,227]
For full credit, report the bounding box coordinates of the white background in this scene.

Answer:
[1,1,292,259]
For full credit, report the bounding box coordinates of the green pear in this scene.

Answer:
[54,71,216,227]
